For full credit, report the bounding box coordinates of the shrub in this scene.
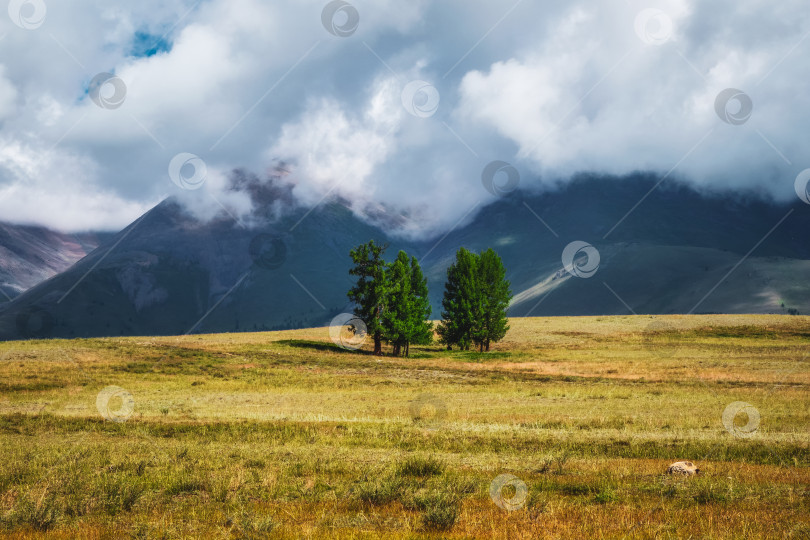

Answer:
[421,499,458,532]
[692,484,729,504]
[165,476,206,496]
[396,456,445,478]
[536,451,571,474]
[593,487,617,504]
[99,478,144,515]
[557,482,591,496]
[3,495,60,531]
[353,475,402,505]
[403,490,456,511]
[287,462,305,477]
[235,512,276,535]
[446,475,478,495]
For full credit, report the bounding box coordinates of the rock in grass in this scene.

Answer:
[667,461,700,475]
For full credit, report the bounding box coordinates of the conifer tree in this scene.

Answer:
[474,248,512,351]
[406,255,433,355]
[437,248,482,350]
[348,240,388,355]
[382,251,411,356]
[382,251,432,356]
[438,247,512,351]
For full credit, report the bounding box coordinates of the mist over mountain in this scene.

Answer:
[1,173,808,341]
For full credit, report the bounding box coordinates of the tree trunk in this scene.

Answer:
[405,343,409,357]
[373,332,382,355]
[486,340,490,352]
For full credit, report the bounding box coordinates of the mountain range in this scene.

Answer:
[0,173,808,340]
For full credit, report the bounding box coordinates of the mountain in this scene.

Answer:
[0,173,808,340]
[0,223,110,304]
[432,174,810,317]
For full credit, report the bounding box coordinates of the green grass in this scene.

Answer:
[0,315,808,538]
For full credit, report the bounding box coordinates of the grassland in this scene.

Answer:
[0,315,808,539]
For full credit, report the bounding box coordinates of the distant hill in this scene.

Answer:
[0,173,808,340]
[0,223,109,304]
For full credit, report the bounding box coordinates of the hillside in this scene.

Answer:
[0,315,807,538]
[0,174,809,340]
[0,222,108,303]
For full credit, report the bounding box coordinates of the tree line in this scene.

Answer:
[347,241,513,356]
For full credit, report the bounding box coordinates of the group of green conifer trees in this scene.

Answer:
[347,241,512,356]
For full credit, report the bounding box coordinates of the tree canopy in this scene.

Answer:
[437,247,512,351]
[347,240,388,355]
[347,242,510,355]
[382,251,433,357]
[436,247,481,351]
[475,248,512,351]
[348,242,432,357]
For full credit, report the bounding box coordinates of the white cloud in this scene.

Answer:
[268,76,402,208]
[0,140,151,231]
[0,0,808,233]
[457,1,810,195]
[172,167,255,225]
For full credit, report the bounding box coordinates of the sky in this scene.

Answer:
[0,0,808,236]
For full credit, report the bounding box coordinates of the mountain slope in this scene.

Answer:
[0,174,808,340]
[0,223,109,303]
[0,199,413,339]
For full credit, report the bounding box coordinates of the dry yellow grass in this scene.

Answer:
[0,315,808,538]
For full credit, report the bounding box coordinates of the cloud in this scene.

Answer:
[0,66,17,121]
[0,0,808,234]
[0,139,150,231]
[171,167,255,225]
[457,0,810,195]
[268,91,399,207]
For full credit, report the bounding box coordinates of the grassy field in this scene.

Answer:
[0,315,808,539]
